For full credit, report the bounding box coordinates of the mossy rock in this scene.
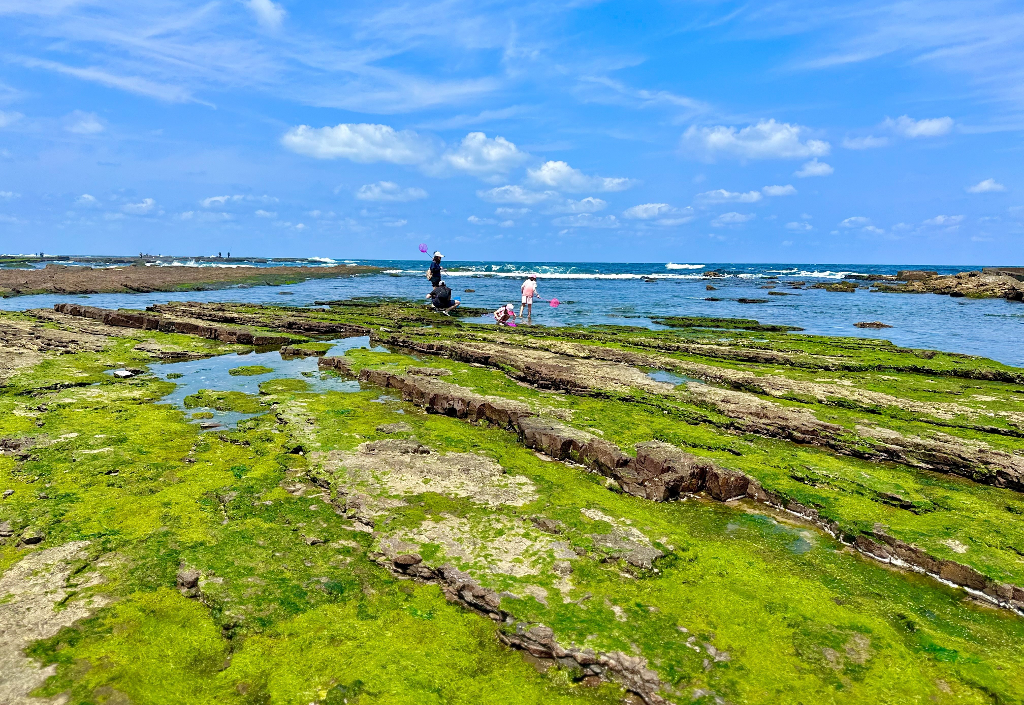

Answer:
[183,389,267,413]
[229,365,274,377]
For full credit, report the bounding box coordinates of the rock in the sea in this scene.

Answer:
[897,270,938,280]
[854,321,893,328]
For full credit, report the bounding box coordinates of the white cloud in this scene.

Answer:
[840,216,871,228]
[201,195,238,208]
[924,214,964,226]
[282,123,435,164]
[762,184,797,196]
[548,197,607,214]
[624,203,673,219]
[468,215,497,225]
[795,159,834,177]
[786,221,813,231]
[75,194,98,206]
[65,110,104,134]
[842,135,889,150]
[0,111,23,128]
[551,213,620,228]
[967,178,1006,194]
[179,211,194,220]
[711,212,755,226]
[382,219,406,227]
[681,119,830,161]
[496,207,529,216]
[440,132,528,177]
[863,225,885,234]
[247,0,286,29]
[122,198,155,215]
[499,220,514,227]
[526,161,634,193]
[663,216,699,226]
[0,191,20,199]
[696,189,763,203]
[255,209,277,218]
[884,115,954,138]
[477,185,558,205]
[622,203,695,224]
[355,181,428,202]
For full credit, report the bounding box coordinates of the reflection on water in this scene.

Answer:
[646,370,699,386]
[726,513,817,555]
[155,336,384,429]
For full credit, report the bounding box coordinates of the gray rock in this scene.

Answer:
[1,489,11,498]
[394,553,423,567]
[0,520,12,537]
[406,366,452,377]
[20,528,44,545]
[176,567,201,590]
[531,516,565,534]
[376,422,413,434]
[304,536,325,546]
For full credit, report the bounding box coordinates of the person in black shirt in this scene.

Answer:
[426,280,460,315]
[427,251,444,287]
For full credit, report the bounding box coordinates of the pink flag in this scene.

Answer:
[549,298,560,308]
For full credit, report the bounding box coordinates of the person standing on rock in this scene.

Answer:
[520,273,538,319]
[427,252,444,289]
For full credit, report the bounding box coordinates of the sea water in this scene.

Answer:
[2,260,1022,366]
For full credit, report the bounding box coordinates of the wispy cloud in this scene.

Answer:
[696,189,762,203]
[884,115,954,138]
[477,185,558,205]
[246,0,286,30]
[711,211,755,226]
[551,213,620,228]
[12,56,199,104]
[356,181,428,202]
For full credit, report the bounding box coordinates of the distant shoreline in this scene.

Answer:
[0,261,382,297]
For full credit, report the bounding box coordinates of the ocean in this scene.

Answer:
[4,260,1022,366]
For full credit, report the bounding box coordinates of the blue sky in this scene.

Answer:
[0,0,1021,264]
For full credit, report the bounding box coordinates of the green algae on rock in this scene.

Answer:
[228,364,274,376]
[3,299,1024,704]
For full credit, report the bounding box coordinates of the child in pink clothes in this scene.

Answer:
[494,304,516,326]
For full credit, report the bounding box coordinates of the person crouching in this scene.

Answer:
[494,304,516,326]
[427,280,460,315]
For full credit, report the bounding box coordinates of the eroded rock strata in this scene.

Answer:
[3,298,1024,704]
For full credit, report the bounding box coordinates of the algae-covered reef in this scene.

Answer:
[0,262,381,297]
[2,299,1024,704]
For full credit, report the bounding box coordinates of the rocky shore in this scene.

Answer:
[847,267,1024,300]
[0,262,380,297]
[2,298,1024,704]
